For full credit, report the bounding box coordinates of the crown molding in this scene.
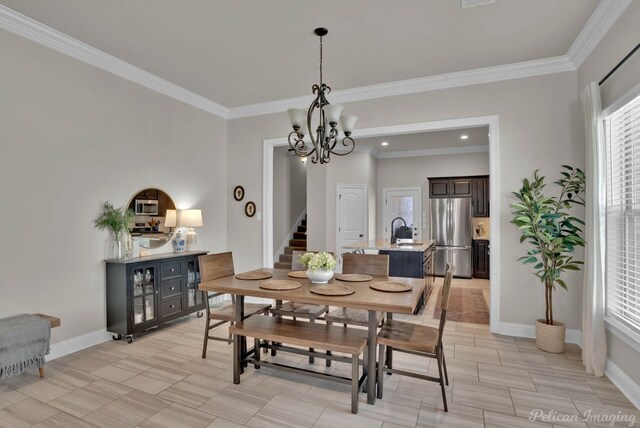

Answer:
[227,56,574,119]
[1,0,626,121]
[567,0,632,68]
[375,144,489,159]
[0,5,229,119]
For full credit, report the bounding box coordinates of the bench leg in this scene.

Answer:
[308,318,315,364]
[254,338,261,369]
[38,367,45,378]
[377,344,385,399]
[351,354,359,414]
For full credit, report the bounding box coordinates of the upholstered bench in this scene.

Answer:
[0,314,60,379]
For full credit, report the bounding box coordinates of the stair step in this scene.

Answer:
[297,226,307,233]
[274,262,292,269]
[293,232,306,240]
[284,246,307,254]
[301,219,306,227]
[279,254,292,263]
[289,239,307,247]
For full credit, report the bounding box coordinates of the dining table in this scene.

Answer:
[198,268,425,405]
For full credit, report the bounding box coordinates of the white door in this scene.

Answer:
[383,187,421,242]
[337,185,367,269]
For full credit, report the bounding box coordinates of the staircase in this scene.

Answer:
[274,216,307,269]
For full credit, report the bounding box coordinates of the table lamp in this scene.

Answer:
[180,209,203,250]
[164,209,177,231]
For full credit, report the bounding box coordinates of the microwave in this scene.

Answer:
[134,199,159,216]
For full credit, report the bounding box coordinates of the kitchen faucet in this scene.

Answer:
[390,217,407,244]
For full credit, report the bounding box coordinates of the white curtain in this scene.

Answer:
[580,82,607,377]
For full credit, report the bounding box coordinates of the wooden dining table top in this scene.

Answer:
[198,268,425,314]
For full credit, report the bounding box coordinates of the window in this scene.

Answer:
[604,92,640,333]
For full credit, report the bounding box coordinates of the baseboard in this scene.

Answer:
[605,359,640,410]
[47,329,112,361]
[498,322,583,347]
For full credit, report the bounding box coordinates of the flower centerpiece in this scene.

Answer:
[298,252,336,284]
[94,201,135,259]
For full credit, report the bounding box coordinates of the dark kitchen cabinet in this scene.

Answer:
[472,240,490,279]
[134,188,159,199]
[106,251,207,343]
[472,177,490,217]
[429,176,490,216]
[379,243,435,311]
[451,179,472,197]
[429,177,472,198]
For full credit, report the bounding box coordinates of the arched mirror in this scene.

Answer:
[127,188,176,249]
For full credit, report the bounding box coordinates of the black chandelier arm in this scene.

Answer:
[329,135,356,156]
[288,130,315,157]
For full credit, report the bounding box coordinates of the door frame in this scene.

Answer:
[336,183,368,270]
[263,114,501,333]
[382,186,422,243]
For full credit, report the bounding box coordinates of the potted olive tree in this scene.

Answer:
[511,165,585,353]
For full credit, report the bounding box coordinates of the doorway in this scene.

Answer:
[336,184,367,271]
[383,187,421,243]
[263,115,501,333]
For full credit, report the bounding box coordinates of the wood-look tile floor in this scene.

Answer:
[1,296,637,427]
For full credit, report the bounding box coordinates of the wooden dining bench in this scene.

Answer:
[229,315,368,414]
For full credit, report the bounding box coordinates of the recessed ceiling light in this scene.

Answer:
[460,135,469,140]
[381,141,389,146]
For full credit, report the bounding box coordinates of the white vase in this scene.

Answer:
[306,268,334,284]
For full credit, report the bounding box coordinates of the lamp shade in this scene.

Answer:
[287,108,306,128]
[323,104,343,124]
[164,209,177,228]
[340,114,358,133]
[180,209,203,227]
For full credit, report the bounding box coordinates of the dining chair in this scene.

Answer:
[376,263,453,411]
[270,250,330,364]
[324,253,389,327]
[199,252,271,359]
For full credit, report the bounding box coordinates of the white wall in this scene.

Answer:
[0,30,228,343]
[375,152,490,240]
[577,1,640,388]
[228,70,584,331]
[272,150,306,255]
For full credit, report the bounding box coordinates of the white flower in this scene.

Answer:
[299,252,336,272]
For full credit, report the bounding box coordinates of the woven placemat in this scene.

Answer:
[335,273,373,282]
[287,271,308,279]
[369,281,412,292]
[258,280,302,290]
[235,271,273,280]
[309,284,355,296]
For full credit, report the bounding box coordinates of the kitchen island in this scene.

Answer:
[341,240,436,310]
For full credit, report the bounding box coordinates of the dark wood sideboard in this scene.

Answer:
[106,251,207,343]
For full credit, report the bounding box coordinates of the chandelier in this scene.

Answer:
[287,28,358,164]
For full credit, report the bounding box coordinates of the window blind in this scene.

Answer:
[605,92,640,332]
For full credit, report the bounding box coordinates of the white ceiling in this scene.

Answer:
[357,127,489,153]
[0,0,599,107]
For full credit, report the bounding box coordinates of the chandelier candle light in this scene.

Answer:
[287,28,358,164]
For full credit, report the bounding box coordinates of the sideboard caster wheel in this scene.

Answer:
[126,335,133,344]
[196,311,204,318]
[112,334,122,341]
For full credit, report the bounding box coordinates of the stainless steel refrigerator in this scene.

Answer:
[430,198,472,278]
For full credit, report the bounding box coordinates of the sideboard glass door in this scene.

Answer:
[132,265,157,325]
